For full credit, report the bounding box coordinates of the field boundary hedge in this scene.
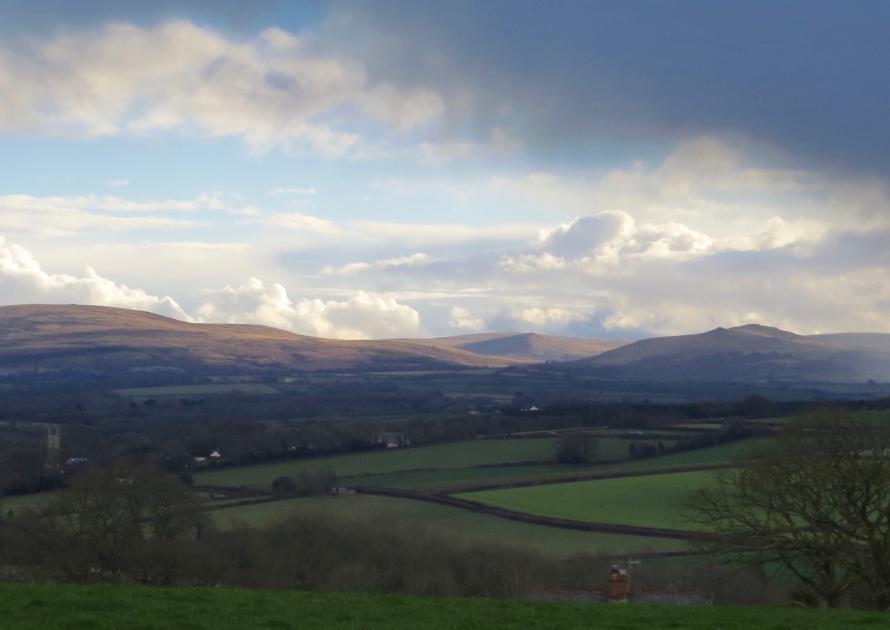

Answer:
[355,485,707,541]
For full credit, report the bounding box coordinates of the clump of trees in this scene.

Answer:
[556,432,598,464]
[271,469,338,496]
[18,462,206,584]
[684,412,890,609]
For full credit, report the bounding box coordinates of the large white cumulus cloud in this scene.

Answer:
[0,21,443,155]
[195,278,421,339]
[0,237,422,339]
[0,237,189,319]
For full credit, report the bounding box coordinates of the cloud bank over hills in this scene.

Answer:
[0,237,421,340]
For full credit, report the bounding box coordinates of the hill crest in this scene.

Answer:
[565,322,890,383]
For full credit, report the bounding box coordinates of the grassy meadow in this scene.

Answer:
[461,471,714,531]
[590,438,763,475]
[195,438,563,488]
[3,582,888,630]
[112,383,281,397]
[351,463,588,491]
[209,493,687,557]
[194,434,677,490]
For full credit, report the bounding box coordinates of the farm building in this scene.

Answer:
[375,432,410,448]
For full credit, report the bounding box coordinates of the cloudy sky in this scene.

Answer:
[1,0,889,339]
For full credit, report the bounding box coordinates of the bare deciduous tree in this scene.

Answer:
[33,461,206,582]
[683,412,890,609]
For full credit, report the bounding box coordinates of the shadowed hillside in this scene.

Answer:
[563,324,890,383]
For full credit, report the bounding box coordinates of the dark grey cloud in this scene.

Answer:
[8,1,887,177]
[332,0,890,177]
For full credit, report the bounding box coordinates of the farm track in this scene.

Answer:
[354,485,707,541]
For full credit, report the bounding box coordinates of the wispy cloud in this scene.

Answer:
[268,186,317,196]
[0,20,444,156]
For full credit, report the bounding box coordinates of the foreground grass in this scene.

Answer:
[3,582,888,629]
[462,471,713,530]
[210,494,687,556]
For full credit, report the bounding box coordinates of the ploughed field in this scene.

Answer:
[3,582,887,630]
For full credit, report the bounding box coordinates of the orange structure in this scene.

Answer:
[607,565,631,603]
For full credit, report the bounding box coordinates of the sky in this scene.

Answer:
[1,0,889,340]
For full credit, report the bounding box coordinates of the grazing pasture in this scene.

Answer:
[592,439,763,475]
[195,438,561,488]
[353,464,587,491]
[112,383,280,397]
[462,471,714,531]
[209,493,686,557]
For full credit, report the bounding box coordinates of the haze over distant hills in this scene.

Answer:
[565,324,890,383]
[402,332,627,363]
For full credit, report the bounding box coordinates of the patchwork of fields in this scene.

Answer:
[195,438,564,488]
[194,432,707,490]
[210,493,689,556]
[189,433,761,557]
[2,423,763,560]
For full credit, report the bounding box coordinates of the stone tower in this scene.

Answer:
[45,424,61,472]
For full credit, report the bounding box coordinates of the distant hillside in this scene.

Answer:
[6,306,888,385]
[563,324,890,383]
[405,332,627,362]
[0,304,513,379]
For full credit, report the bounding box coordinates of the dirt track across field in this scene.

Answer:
[408,462,732,494]
[354,485,709,541]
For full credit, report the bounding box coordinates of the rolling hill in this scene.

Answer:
[5,305,888,385]
[402,332,627,362]
[563,324,890,383]
[0,304,514,378]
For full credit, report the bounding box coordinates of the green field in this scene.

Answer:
[196,439,562,488]
[353,464,588,491]
[112,383,280,397]
[195,436,661,490]
[591,439,763,475]
[462,471,714,531]
[0,492,58,514]
[209,493,686,556]
[3,582,887,630]
[671,422,725,431]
